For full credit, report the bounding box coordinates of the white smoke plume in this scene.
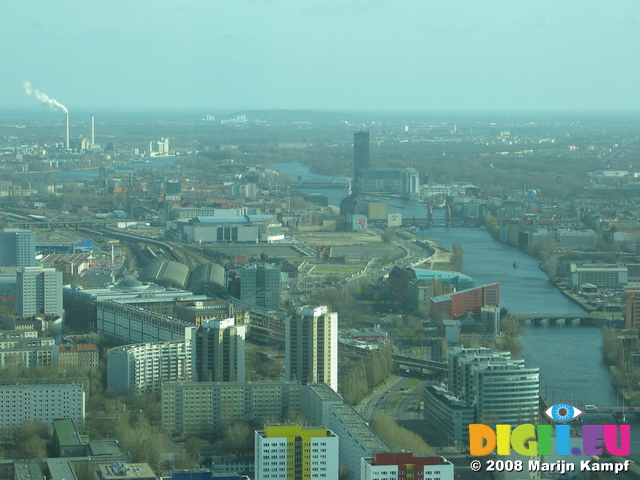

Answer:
[23,81,68,114]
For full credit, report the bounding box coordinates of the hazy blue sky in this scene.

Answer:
[3,0,640,112]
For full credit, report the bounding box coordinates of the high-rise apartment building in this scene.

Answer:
[286,306,338,391]
[254,425,339,480]
[17,267,63,317]
[193,318,246,382]
[0,229,35,267]
[353,131,370,192]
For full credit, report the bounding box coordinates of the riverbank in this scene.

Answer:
[554,280,594,313]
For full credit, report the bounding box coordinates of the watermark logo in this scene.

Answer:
[469,402,631,457]
[544,402,583,423]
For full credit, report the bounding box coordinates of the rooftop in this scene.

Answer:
[53,418,82,446]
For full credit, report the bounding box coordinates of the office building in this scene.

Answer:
[193,318,246,382]
[353,131,369,192]
[430,283,499,320]
[53,418,86,457]
[448,347,539,427]
[64,279,208,332]
[254,425,339,480]
[361,453,454,480]
[568,263,628,291]
[173,299,246,326]
[422,383,475,444]
[400,168,420,198]
[0,384,85,428]
[17,267,63,317]
[107,339,192,394]
[358,169,401,194]
[0,229,35,267]
[162,381,303,435]
[228,263,281,310]
[286,306,338,391]
[97,301,195,345]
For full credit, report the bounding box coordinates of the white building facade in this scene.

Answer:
[254,425,339,480]
[0,384,85,429]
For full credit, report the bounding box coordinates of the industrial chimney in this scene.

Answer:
[91,114,95,145]
[66,112,70,150]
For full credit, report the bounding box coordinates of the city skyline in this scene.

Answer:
[2,1,640,113]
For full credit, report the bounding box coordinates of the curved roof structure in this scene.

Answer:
[116,277,147,290]
[138,261,190,289]
[409,268,474,290]
[188,262,226,294]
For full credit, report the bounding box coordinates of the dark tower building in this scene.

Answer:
[353,131,370,192]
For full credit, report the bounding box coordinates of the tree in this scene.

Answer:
[116,416,166,474]
[370,413,433,454]
[451,243,463,271]
[381,229,394,245]
[18,436,47,460]
[216,421,254,455]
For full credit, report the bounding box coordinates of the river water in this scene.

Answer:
[275,162,640,452]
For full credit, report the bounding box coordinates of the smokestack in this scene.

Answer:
[91,114,95,145]
[23,82,69,149]
[66,112,70,150]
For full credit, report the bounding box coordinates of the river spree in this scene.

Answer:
[275,162,638,444]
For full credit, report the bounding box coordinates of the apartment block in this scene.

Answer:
[57,344,99,367]
[0,384,84,428]
[254,425,339,480]
[0,228,35,267]
[193,318,246,382]
[327,404,389,480]
[0,336,56,367]
[108,339,192,394]
[286,306,338,391]
[361,453,454,480]
[17,267,63,317]
[300,382,344,428]
[162,381,302,435]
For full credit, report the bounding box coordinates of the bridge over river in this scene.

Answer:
[525,313,616,327]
